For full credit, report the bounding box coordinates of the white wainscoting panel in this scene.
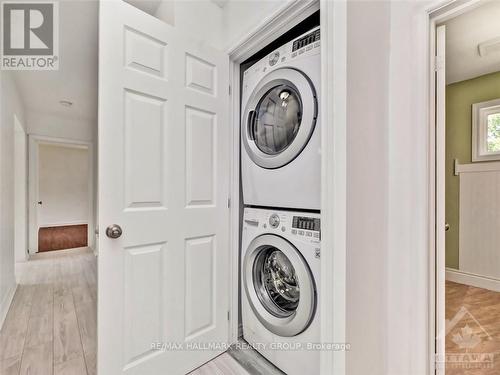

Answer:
[459,167,500,280]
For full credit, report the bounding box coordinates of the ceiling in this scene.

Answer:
[13,0,98,121]
[445,1,500,84]
[13,0,226,122]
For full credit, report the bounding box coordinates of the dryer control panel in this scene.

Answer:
[292,28,321,52]
[243,26,321,83]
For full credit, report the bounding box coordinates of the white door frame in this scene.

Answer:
[14,115,28,262]
[427,1,483,373]
[28,134,95,253]
[226,1,347,373]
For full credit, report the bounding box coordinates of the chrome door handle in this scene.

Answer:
[106,224,122,239]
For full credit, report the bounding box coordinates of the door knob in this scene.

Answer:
[445,223,450,232]
[106,224,122,239]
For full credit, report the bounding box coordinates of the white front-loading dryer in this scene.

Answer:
[241,207,320,375]
[241,27,321,210]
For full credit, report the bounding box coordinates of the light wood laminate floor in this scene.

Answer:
[446,281,500,374]
[0,247,260,375]
[0,247,97,375]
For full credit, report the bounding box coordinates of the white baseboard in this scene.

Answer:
[39,221,88,228]
[0,284,18,330]
[446,267,500,292]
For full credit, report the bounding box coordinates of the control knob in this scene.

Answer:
[269,214,280,228]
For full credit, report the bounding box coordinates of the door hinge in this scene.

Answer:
[227,311,230,321]
[229,85,232,95]
[227,198,231,208]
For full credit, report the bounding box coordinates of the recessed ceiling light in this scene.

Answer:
[59,100,73,107]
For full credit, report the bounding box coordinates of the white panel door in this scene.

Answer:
[98,1,230,374]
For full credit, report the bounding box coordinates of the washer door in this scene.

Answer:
[242,68,318,169]
[243,234,316,337]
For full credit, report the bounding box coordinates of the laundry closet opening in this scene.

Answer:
[236,10,323,375]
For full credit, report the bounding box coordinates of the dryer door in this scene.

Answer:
[243,234,316,337]
[242,68,318,169]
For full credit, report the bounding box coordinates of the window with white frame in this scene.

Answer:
[472,98,500,161]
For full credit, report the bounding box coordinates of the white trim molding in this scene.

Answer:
[472,98,500,162]
[446,268,500,293]
[454,159,500,175]
[320,1,346,374]
[38,220,89,228]
[227,0,319,62]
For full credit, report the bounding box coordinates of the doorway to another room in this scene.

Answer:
[29,139,93,253]
[433,1,500,373]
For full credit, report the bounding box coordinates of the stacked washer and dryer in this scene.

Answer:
[240,26,321,375]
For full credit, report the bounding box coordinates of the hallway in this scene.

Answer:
[0,248,97,375]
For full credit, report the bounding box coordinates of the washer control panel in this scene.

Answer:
[243,208,321,243]
[291,215,321,239]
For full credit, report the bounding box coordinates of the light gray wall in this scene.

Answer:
[346,2,390,374]
[38,144,89,227]
[154,0,225,48]
[27,111,96,142]
[0,71,26,327]
[14,117,27,263]
[153,0,288,50]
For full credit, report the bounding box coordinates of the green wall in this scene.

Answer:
[445,71,500,269]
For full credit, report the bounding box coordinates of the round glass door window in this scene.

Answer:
[253,247,300,318]
[252,85,303,155]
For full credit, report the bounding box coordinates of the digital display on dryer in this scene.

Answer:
[292,216,320,232]
[292,29,320,52]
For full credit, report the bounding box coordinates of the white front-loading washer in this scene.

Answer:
[241,27,321,210]
[241,207,320,375]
